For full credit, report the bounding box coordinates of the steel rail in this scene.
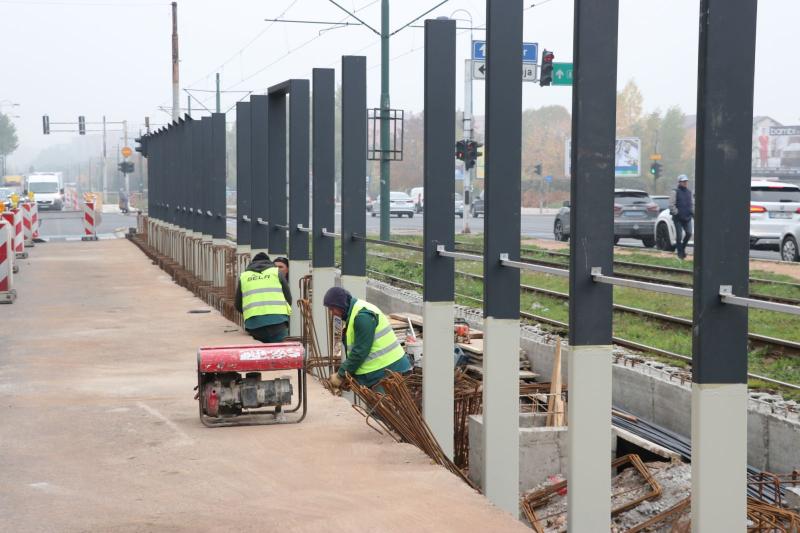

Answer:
[353,234,424,252]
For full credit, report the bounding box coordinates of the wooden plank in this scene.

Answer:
[613,427,682,463]
[466,365,538,380]
[547,339,564,426]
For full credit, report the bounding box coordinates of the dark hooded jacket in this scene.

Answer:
[234,254,292,327]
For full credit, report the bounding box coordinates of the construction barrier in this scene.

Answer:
[21,202,34,247]
[0,220,16,303]
[31,202,40,240]
[65,187,80,211]
[11,208,25,259]
[1,212,19,274]
[82,201,98,241]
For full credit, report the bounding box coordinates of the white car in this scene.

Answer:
[27,173,64,211]
[781,224,800,262]
[654,180,800,251]
[371,191,415,218]
[409,187,424,213]
[749,180,800,249]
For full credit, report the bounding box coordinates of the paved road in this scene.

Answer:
[226,212,783,260]
[37,209,136,239]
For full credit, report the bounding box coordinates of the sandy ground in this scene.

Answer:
[0,239,528,533]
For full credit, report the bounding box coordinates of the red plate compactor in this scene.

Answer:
[196,342,307,427]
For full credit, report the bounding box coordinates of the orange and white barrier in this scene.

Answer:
[31,202,40,240]
[11,208,25,258]
[1,212,20,272]
[0,220,16,303]
[82,201,98,241]
[21,202,34,247]
[65,188,80,211]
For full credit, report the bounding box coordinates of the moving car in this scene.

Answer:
[371,191,415,218]
[554,189,659,246]
[27,173,64,211]
[470,190,484,218]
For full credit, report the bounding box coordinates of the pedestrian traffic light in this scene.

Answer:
[455,140,467,162]
[649,161,663,179]
[78,116,86,135]
[465,140,483,170]
[534,163,543,176]
[118,161,135,174]
[42,115,50,135]
[539,50,555,87]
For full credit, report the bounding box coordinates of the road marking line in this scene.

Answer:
[137,402,193,445]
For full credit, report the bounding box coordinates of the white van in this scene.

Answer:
[409,187,424,213]
[27,173,64,210]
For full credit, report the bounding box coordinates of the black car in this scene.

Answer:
[470,190,484,217]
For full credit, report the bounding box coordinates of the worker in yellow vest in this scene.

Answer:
[234,253,292,343]
[323,287,410,389]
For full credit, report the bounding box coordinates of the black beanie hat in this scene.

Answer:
[323,286,351,310]
[252,252,271,262]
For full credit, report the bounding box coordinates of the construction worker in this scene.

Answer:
[323,287,410,389]
[234,252,292,343]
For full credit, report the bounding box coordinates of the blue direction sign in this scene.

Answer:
[545,175,553,184]
[472,41,539,63]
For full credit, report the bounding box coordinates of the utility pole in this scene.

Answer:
[216,73,221,113]
[379,0,390,241]
[187,94,192,118]
[171,1,180,122]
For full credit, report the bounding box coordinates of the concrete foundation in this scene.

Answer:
[691,383,748,533]
[422,300,454,459]
[289,259,310,337]
[482,317,520,516]
[341,274,366,300]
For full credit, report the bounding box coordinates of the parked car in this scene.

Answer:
[409,187,425,213]
[651,195,670,213]
[654,180,800,252]
[455,193,464,218]
[749,180,800,249]
[371,191,415,218]
[554,189,659,247]
[781,224,800,262]
[471,190,484,217]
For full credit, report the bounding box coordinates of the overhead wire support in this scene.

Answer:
[390,0,450,36]
[326,0,380,34]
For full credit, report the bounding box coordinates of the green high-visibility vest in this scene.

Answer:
[239,267,291,321]
[345,299,405,375]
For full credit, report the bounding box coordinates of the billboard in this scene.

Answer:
[752,122,800,178]
[564,137,642,178]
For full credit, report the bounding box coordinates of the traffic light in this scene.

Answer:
[455,140,467,162]
[42,115,50,135]
[465,140,483,170]
[135,136,148,157]
[78,116,86,135]
[539,49,555,87]
[118,161,134,174]
[649,161,663,179]
[534,163,543,176]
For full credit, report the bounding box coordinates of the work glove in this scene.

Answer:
[329,373,343,389]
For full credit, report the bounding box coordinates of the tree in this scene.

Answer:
[0,112,19,158]
[616,79,643,136]
[660,106,688,183]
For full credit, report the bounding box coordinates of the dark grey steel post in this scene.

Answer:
[191,120,203,234]
[481,0,522,514]
[267,91,287,255]
[201,116,213,239]
[288,80,310,264]
[340,56,367,298]
[180,118,191,232]
[691,1,757,529]
[422,18,456,459]
[250,95,269,253]
[211,112,227,241]
[567,0,619,528]
[312,68,336,352]
[235,102,251,251]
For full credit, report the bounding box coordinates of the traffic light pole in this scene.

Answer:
[463,59,473,234]
[379,0,391,241]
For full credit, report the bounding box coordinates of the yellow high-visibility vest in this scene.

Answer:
[239,267,291,321]
[345,299,405,375]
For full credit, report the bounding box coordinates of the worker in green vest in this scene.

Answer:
[323,287,411,390]
[234,252,292,343]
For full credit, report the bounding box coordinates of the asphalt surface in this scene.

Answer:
[226,211,783,260]
[37,209,137,239]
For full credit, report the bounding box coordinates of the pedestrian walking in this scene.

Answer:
[669,175,694,260]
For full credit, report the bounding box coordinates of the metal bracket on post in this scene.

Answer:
[591,267,694,298]
[256,217,268,226]
[274,223,289,231]
[242,215,251,222]
[720,285,800,316]
[436,244,481,262]
[321,228,340,238]
[206,210,213,217]
[296,224,312,233]
[500,253,569,277]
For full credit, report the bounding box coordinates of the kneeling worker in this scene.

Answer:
[235,252,292,343]
[323,287,410,389]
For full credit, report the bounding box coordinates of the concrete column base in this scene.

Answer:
[567,344,612,532]
[691,382,747,533]
[236,245,251,255]
[482,316,520,516]
[423,300,455,459]
[312,267,336,355]
[289,259,310,337]
[341,275,366,300]
[250,248,268,257]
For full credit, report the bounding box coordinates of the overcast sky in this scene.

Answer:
[2,0,798,169]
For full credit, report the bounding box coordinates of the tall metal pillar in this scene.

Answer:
[288,80,311,337]
[267,91,287,257]
[340,56,367,299]
[422,18,456,460]
[210,112,227,243]
[201,116,213,244]
[482,0,521,515]
[691,2,757,530]
[191,120,203,235]
[177,118,188,233]
[312,68,336,359]
[235,102,252,254]
[568,0,619,529]
[250,95,269,255]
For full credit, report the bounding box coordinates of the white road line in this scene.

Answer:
[137,402,193,445]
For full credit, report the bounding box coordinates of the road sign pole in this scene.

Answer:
[463,59,472,234]
[379,0,391,241]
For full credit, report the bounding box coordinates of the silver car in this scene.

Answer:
[371,191,415,218]
[780,223,800,261]
[749,180,800,249]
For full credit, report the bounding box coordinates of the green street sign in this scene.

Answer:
[552,62,573,86]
